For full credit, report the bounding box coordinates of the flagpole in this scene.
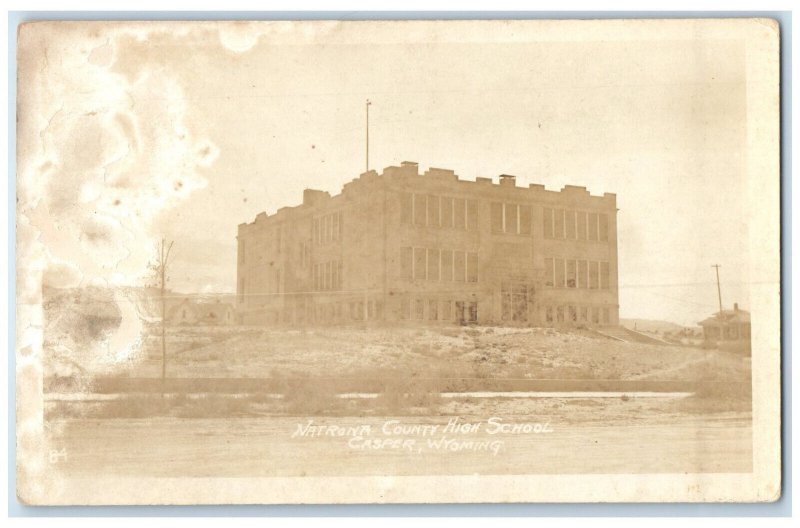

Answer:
[366,99,371,173]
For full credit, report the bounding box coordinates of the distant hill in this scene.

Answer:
[620,318,697,334]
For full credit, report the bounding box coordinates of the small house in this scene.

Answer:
[699,303,751,342]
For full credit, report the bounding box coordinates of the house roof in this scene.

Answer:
[699,308,751,327]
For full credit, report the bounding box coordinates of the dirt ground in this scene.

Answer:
[47,400,752,477]
[56,324,750,384]
[42,323,753,478]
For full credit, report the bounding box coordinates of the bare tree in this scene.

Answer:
[148,238,174,390]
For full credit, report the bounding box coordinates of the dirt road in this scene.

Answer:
[47,409,752,478]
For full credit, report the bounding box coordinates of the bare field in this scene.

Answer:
[42,324,753,477]
[53,324,750,383]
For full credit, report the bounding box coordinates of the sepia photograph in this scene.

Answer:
[14,17,781,505]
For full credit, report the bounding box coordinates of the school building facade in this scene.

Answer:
[236,162,619,327]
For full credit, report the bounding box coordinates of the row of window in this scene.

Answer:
[312,300,382,322]
[400,193,479,231]
[544,305,612,325]
[544,258,611,289]
[400,247,479,282]
[543,208,609,242]
[313,260,342,291]
[400,298,479,323]
[491,202,532,235]
[313,211,343,246]
[248,299,383,325]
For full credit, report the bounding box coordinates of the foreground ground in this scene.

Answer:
[46,398,752,477]
[42,321,753,477]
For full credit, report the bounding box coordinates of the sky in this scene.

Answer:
[18,20,759,326]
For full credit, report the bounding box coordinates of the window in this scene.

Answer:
[580,307,589,323]
[413,247,427,280]
[577,260,588,289]
[467,200,478,231]
[454,251,466,282]
[600,262,610,289]
[238,239,246,264]
[566,260,577,288]
[455,301,466,323]
[314,260,341,291]
[554,209,565,239]
[492,203,531,235]
[544,257,555,287]
[429,300,438,321]
[400,296,410,320]
[441,250,453,281]
[441,197,454,228]
[332,212,340,241]
[300,241,310,268]
[543,208,554,239]
[556,306,565,323]
[491,202,503,233]
[441,300,452,321]
[414,299,425,320]
[569,305,578,323]
[314,212,342,245]
[413,194,427,225]
[427,248,440,281]
[592,307,600,324]
[555,258,565,288]
[322,215,330,244]
[468,302,478,323]
[565,210,576,239]
[588,213,598,241]
[466,252,479,282]
[589,261,599,289]
[505,204,519,234]
[599,214,609,242]
[454,198,466,229]
[519,205,532,235]
[400,247,413,279]
[577,211,588,240]
[400,192,412,224]
[427,195,440,227]
[545,306,554,323]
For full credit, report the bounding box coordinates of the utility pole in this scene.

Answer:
[711,264,723,315]
[156,238,174,391]
[366,99,371,173]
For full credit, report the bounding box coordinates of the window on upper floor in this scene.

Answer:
[492,202,532,235]
[543,208,554,239]
[441,197,454,228]
[313,212,342,245]
[599,213,609,242]
[588,213,599,242]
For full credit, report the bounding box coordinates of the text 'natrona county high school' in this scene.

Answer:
[236,162,618,327]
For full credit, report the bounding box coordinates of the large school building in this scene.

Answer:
[236,162,619,327]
